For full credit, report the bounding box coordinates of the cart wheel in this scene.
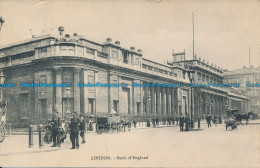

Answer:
[0,128,5,143]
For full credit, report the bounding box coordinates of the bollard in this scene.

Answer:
[29,124,34,148]
[38,124,44,148]
[198,118,201,129]
[8,123,11,136]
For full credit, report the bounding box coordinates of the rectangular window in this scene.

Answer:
[112,50,117,59]
[183,71,186,79]
[123,51,128,64]
[88,75,94,84]
[135,58,139,65]
[198,72,201,81]
[113,80,117,84]
[202,74,205,82]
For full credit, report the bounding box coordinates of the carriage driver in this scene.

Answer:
[110,107,117,116]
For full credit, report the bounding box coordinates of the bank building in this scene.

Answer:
[0,27,248,127]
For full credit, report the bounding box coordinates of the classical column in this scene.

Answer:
[144,85,149,115]
[175,88,178,115]
[140,80,143,116]
[171,88,175,114]
[156,86,161,114]
[54,67,63,116]
[150,85,155,114]
[73,68,81,115]
[166,87,170,115]
[161,87,165,116]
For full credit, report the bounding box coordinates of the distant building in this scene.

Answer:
[224,66,260,114]
[168,53,249,117]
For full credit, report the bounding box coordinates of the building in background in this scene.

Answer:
[0,27,248,127]
[168,52,249,118]
[223,67,260,114]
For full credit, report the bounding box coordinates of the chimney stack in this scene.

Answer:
[130,47,135,51]
[115,41,120,45]
[58,26,64,36]
[106,38,112,43]
[137,49,142,53]
[73,33,78,36]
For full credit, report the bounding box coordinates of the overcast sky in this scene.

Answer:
[0,0,259,71]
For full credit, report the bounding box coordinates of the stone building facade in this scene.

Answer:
[168,54,249,118]
[0,27,248,127]
[224,67,260,114]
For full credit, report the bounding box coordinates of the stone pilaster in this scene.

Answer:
[73,68,81,115]
[54,67,63,116]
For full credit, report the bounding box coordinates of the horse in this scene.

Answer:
[234,111,254,125]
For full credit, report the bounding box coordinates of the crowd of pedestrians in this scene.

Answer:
[43,111,223,149]
[44,110,87,150]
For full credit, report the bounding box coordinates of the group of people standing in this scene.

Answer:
[206,114,222,128]
[45,110,86,149]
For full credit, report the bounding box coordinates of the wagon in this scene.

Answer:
[224,119,238,130]
[96,115,121,134]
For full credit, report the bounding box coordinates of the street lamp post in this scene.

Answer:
[65,87,71,119]
[0,17,4,31]
[143,95,151,125]
[0,70,5,102]
[188,70,195,129]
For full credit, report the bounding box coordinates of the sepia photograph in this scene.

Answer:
[0,0,259,167]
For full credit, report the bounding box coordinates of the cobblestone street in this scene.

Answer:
[0,121,259,167]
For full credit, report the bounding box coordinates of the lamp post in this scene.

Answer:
[65,87,71,119]
[0,70,5,102]
[143,95,151,123]
[188,70,195,129]
[0,17,4,31]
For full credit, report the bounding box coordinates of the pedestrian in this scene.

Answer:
[179,114,184,132]
[51,110,61,147]
[44,121,52,144]
[70,111,80,149]
[133,120,137,128]
[152,117,156,127]
[156,117,159,127]
[146,118,150,127]
[79,114,86,144]
[197,117,201,129]
[185,114,190,131]
[213,115,217,126]
[206,113,212,128]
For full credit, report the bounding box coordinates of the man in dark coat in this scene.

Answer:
[152,117,156,127]
[51,110,61,147]
[70,111,80,149]
[179,114,185,132]
[155,117,159,127]
[206,114,212,128]
[79,114,86,144]
[185,114,190,131]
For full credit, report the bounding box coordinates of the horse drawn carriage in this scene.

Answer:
[224,119,238,130]
[96,115,121,134]
[96,115,130,134]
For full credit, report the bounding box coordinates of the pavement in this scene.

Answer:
[0,120,259,167]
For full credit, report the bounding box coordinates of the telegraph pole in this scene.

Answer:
[192,13,195,59]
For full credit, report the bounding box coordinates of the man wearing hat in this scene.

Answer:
[70,111,80,149]
[51,110,61,147]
